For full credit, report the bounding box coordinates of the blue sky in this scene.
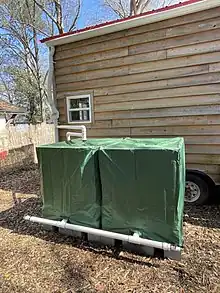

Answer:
[77,0,117,29]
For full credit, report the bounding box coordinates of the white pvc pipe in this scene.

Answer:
[48,46,59,142]
[66,132,85,141]
[57,125,87,141]
[24,215,181,252]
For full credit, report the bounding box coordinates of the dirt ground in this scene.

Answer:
[0,166,220,293]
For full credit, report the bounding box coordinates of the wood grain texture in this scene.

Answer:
[56,8,220,52]
[55,8,220,184]
[186,154,220,165]
[95,105,220,121]
[131,125,220,136]
[95,95,220,112]
[55,15,220,59]
[187,163,220,174]
[95,85,220,104]
[129,29,220,55]
[55,50,167,75]
[55,64,209,86]
[167,39,220,58]
[91,73,220,97]
[112,115,220,128]
[55,47,129,66]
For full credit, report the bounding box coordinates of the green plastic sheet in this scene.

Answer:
[37,143,101,228]
[37,137,185,246]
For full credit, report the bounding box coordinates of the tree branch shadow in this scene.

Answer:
[184,203,220,229]
[0,197,158,269]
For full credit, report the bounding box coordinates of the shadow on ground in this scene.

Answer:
[0,164,40,194]
[0,197,157,268]
[184,203,220,229]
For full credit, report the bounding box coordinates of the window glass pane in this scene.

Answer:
[69,98,89,109]
[70,110,90,122]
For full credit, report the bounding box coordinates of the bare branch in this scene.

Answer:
[68,0,81,32]
[54,0,64,33]
[105,0,128,18]
[139,0,151,13]
[34,0,59,29]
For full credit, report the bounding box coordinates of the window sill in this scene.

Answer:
[66,121,92,124]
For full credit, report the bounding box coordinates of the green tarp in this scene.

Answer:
[37,143,101,228]
[37,137,185,246]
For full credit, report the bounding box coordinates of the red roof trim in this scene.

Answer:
[41,0,203,44]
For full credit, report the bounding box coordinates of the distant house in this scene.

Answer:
[0,99,26,133]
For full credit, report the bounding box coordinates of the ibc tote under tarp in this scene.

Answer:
[37,137,185,247]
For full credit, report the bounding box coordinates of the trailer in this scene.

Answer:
[42,0,220,205]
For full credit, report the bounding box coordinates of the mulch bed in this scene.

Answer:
[0,166,219,293]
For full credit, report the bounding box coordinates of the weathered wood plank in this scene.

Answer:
[186,154,220,165]
[55,29,167,60]
[95,95,220,112]
[167,39,220,58]
[56,8,220,52]
[56,30,127,52]
[187,163,220,174]
[165,17,220,38]
[55,64,209,87]
[55,50,220,77]
[55,50,167,75]
[93,73,220,97]
[129,51,220,75]
[95,105,220,121]
[56,66,129,87]
[126,7,220,36]
[131,125,220,136]
[87,128,130,137]
[186,144,220,155]
[112,115,220,128]
[129,29,220,55]
[54,47,128,64]
[209,62,220,72]
[184,136,220,145]
[55,16,220,59]
[95,84,220,105]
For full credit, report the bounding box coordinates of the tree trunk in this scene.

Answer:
[54,0,64,34]
[130,0,137,15]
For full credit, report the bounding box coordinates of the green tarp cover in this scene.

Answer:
[37,143,101,228]
[37,137,185,246]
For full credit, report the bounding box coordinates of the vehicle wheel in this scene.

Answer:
[185,173,209,205]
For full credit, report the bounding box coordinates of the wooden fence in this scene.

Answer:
[0,123,55,172]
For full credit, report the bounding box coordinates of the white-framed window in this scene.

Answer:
[66,94,92,123]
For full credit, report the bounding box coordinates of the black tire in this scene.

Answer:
[185,173,209,205]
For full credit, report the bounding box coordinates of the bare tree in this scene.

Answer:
[0,0,47,122]
[104,0,182,18]
[34,0,81,34]
[0,0,82,123]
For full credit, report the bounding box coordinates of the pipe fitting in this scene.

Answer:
[24,215,181,253]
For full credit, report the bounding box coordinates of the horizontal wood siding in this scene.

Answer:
[55,7,220,184]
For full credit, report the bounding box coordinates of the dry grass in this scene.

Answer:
[0,167,220,293]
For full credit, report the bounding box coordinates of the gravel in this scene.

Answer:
[0,166,219,293]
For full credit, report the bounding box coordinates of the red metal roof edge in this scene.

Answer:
[41,0,204,44]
